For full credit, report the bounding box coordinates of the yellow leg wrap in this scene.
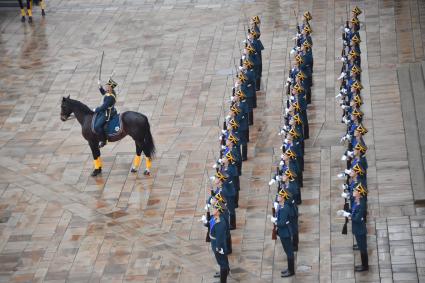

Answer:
[21,9,26,16]
[146,157,152,170]
[28,9,32,17]
[40,0,46,10]
[93,159,100,170]
[133,155,141,168]
[97,157,103,168]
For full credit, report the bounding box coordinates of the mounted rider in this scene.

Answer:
[95,78,118,148]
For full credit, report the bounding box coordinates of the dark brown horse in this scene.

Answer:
[60,96,155,176]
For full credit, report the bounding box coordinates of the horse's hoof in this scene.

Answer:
[143,170,150,176]
[130,168,137,173]
[91,168,102,177]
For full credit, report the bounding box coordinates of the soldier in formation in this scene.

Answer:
[336,6,369,273]
[200,15,265,283]
[268,10,314,278]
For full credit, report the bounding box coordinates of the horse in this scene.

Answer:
[60,95,155,177]
[18,0,46,23]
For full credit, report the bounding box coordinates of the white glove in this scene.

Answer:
[341,56,347,62]
[226,115,231,120]
[269,179,276,186]
[97,80,101,86]
[347,151,354,158]
[290,95,295,100]
[231,96,236,102]
[341,155,347,161]
[238,66,243,71]
[243,39,247,43]
[335,93,342,99]
[340,136,346,143]
[337,210,345,216]
[343,211,351,218]
[345,134,352,141]
[281,154,285,159]
[204,204,209,211]
[270,216,277,224]
[341,192,348,199]
[286,77,292,83]
[213,163,218,169]
[210,176,215,181]
[341,183,348,190]
[221,145,226,150]
[290,48,296,55]
[337,173,346,179]
[279,160,284,166]
[344,27,350,33]
[218,159,222,164]
[337,72,346,80]
[344,118,350,125]
[285,108,290,115]
[201,215,208,224]
[344,169,352,175]
[242,55,246,60]
[285,82,289,87]
[275,175,282,182]
[341,88,347,94]
[341,105,348,110]
[221,130,227,134]
[219,135,222,141]
[284,138,288,144]
[273,202,279,210]
[217,248,224,255]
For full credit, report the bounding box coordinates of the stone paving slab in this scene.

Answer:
[1,0,425,282]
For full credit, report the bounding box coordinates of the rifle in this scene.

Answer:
[205,167,215,242]
[342,197,349,235]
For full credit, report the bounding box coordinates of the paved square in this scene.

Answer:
[1,0,425,282]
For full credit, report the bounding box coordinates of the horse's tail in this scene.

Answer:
[143,118,156,158]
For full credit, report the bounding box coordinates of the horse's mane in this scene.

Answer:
[67,98,94,114]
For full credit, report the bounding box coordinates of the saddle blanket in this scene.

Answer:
[91,113,123,138]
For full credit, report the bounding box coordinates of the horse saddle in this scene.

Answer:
[91,113,123,139]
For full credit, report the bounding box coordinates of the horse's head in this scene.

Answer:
[60,95,73,121]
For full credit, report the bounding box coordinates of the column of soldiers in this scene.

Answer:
[200,15,264,283]
[335,6,369,273]
[268,11,313,278]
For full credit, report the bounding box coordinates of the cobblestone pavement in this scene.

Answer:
[1,0,425,282]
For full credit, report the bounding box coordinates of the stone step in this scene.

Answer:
[0,0,18,7]
[397,64,425,203]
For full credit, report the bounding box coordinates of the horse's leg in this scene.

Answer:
[130,142,143,173]
[40,0,45,16]
[18,0,26,22]
[27,0,32,22]
[89,140,102,177]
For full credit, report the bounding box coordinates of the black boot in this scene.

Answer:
[353,244,359,251]
[229,215,236,230]
[42,9,46,16]
[28,16,33,23]
[256,78,261,91]
[21,16,25,22]
[242,145,248,161]
[355,252,369,272]
[99,132,108,148]
[281,257,295,277]
[293,234,299,251]
[219,268,229,283]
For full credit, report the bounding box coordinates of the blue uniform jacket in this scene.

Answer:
[277,204,292,238]
[351,199,367,235]
[210,215,229,254]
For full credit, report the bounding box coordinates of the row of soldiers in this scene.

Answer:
[267,11,314,278]
[200,15,264,283]
[335,6,369,272]
[18,0,46,23]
